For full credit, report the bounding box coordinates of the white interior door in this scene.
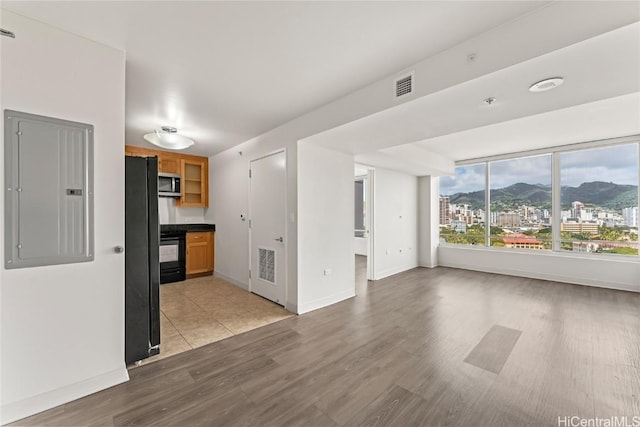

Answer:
[249,151,286,305]
[366,169,375,281]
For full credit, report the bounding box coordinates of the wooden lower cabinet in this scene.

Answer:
[186,231,214,278]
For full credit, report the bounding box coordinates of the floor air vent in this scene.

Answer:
[395,73,414,98]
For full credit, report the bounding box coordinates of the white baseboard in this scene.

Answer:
[441,260,638,293]
[285,302,298,314]
[374,262,418,280]
[298,289,355,314]
[1,366,129,425]
[419,260,438,268]
[213,271,248,290]
[438,245,640,293]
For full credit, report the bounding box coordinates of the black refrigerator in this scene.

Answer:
[125,156,160,364]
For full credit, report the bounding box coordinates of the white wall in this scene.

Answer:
[207,4,638,313]
[158,197,205,225]
[439,246,640,293]
[298,142,355,313]
[418,176,440,268]
[372,168,418,280]
[207,142,299,310]
[354,237,368,256]
[207,148,253,291]
[0,11,128,424]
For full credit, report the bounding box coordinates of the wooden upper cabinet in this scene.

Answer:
[124,145,209,207]
[158,154,180,174]
[125,145,157,158]
[178,158,208,207]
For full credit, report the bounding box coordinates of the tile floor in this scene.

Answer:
[140,276,294,365]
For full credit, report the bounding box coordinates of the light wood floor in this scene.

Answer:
[12,256,640,426]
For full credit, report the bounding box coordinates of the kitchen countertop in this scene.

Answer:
[160,223,215,233]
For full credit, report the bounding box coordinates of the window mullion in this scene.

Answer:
[552,152,561,252]
[485,161,490,247]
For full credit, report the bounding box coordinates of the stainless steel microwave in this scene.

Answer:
[158,173,181,197]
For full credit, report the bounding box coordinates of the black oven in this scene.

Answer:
[159,230,186,284]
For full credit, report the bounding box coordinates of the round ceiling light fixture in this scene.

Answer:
[529,77,564,93]
[143,126,195,150]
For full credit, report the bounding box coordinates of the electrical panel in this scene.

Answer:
[4,110,94,269]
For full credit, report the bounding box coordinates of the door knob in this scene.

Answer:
[114,246,124,253]
[274,237,283,242]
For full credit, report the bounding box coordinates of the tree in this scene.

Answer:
[598,226,622,242]
[490,226,504,236]
[572,232,592,241]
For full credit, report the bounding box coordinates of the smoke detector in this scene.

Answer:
[529,77,564,93]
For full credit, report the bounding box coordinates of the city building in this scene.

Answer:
[498,212,521,228]
[503,233,545,250]
[450,220,467,233]
[439,196,451,225]
[560,221,599,235]
[571,201,585,219]
[572,241,600,253]
[623,207,638,227]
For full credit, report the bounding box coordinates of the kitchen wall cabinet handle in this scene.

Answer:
[114,246,124,253]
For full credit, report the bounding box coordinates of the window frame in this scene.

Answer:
[442,135,640,258]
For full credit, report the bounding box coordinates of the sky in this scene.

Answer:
[440,144,638,195]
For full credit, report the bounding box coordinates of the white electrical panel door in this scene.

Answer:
[4,110,94,269]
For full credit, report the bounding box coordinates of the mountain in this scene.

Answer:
[447,181,637,210]
[447,183,550,210]
[561,181,637,210]
[447,189,485,209]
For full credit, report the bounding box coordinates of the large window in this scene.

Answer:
[439,164,486,245]
[559,144,638,255]
[489,155,552,250]
[439,139,639,257]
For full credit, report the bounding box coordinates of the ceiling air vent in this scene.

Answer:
[395,72,414,98]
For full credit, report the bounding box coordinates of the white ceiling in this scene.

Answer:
[306,21,640,174]
[2,1,639,173]
[2,1,551,157]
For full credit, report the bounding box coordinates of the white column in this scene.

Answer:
[418,176,440,268]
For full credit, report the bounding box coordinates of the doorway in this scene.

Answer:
[249,150,287,305]
[354,164,375,286]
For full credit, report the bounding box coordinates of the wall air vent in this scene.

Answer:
[395,72,414,98]
[258,247,275,283]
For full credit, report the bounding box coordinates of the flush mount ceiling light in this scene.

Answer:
[143,126,195,150]
[529,77,564,93]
